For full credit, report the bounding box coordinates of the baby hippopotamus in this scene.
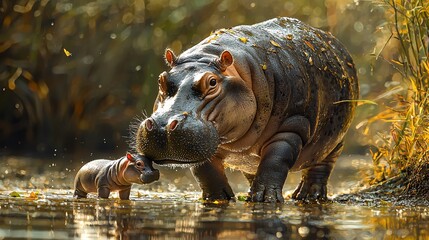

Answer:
[73,153,159,200]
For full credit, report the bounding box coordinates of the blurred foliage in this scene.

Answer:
[0,0,394,156]
[360,0,429,187]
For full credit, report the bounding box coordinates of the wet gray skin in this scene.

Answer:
[73,153,160,200]
[136,17,359,203]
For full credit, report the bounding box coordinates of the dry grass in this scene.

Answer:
[363,0,429,193]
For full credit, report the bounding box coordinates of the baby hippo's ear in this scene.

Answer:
[165,48,177,68]
[126,152,135,162]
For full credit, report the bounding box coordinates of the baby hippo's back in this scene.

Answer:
[74,160,112,194]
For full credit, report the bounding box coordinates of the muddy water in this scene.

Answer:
[1,155,429,239]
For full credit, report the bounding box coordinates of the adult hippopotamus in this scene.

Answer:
[136,17,359,202]
[74,153,159,200]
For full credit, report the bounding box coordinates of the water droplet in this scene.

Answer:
[110,33,117,39]
[135,65,142,71]
[51,22,54,26]
[14,103,20,109]
[250,2,256,8]
[354,21,364,33]
[298,226,310,237]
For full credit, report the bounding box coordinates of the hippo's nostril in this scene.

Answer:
[145,118,154,131]
[169,119,179,131]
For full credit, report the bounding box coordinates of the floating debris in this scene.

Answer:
[63,48,72,57]
[9,191,20,197]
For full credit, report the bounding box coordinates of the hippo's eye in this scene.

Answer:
[209,78,217,87]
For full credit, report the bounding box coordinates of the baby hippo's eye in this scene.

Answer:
[135,161,144,170]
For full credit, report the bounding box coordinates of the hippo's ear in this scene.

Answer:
[165,48,177,67]
[126,152,135,162]
[219,50,233,72]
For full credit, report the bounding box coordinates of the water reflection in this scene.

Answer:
[1,155,428,239]
[2,193,427,239]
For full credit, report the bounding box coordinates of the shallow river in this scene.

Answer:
[1,155,428,239]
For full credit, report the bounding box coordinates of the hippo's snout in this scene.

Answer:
[143,113,186,133]
[136,112,219,165]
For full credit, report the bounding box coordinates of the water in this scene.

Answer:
[1,155,429,239]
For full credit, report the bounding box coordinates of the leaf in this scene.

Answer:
[27,191,38,199]
[238,37,248,44]
[270,40,281,48]
[333,99,378,106]
[237,195,248,201]
[391,59,403,66]
[9,191,20,197]
[63,48,72,57]
[206,35,220,43]
[304,40,315,51]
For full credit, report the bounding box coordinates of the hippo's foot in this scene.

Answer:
[291,163,334,202]
[291,176,329,202]
[244,172,284,202]
[292,143,342,202]
[249,184,284,203]
[202,185,235,201]
[192,159,235,201]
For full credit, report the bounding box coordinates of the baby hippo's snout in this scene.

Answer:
[133,154,160,183]
[136,112,219,165]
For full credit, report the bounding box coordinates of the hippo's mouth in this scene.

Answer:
[153,158,206,167]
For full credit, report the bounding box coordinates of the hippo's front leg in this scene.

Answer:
[250,132,303,202]
[191,158,234,201]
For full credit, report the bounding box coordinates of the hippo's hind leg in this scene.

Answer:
[292,142,344,201]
